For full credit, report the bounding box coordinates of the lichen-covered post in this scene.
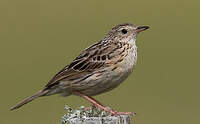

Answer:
[62,106,131,124]
[67,115,130,124]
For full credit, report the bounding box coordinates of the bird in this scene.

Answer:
[10,23,149,115]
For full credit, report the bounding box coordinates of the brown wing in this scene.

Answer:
[45,41,123,89]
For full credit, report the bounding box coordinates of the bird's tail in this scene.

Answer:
[10,89,49,111]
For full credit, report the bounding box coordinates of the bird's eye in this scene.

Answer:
[121,29,128,34]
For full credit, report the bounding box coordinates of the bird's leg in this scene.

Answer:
[74,91,109,112]
[74,91,136,116]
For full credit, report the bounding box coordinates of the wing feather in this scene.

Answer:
[45,41,121,88]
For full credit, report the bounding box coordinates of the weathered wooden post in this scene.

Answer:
[62,106,132,124]
[67,115,130,124]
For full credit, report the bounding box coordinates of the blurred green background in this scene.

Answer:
[1,0,200,124]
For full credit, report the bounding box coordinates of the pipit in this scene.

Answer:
[11,23,149,115]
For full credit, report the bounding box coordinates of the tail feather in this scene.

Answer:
[10,90,48,111]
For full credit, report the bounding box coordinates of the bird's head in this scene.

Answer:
[106,23,149,44]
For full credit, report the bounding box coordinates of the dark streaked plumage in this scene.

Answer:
[10,23,149,112]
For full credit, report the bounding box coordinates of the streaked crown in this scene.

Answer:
[103,23,149,43]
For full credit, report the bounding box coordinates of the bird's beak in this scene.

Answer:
[136,26,149,33]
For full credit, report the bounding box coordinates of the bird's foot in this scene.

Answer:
[96,106,136,116]
[74,91,136,117]
[111,111,136,116]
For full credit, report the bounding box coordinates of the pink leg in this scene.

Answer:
[74,91,136,116]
